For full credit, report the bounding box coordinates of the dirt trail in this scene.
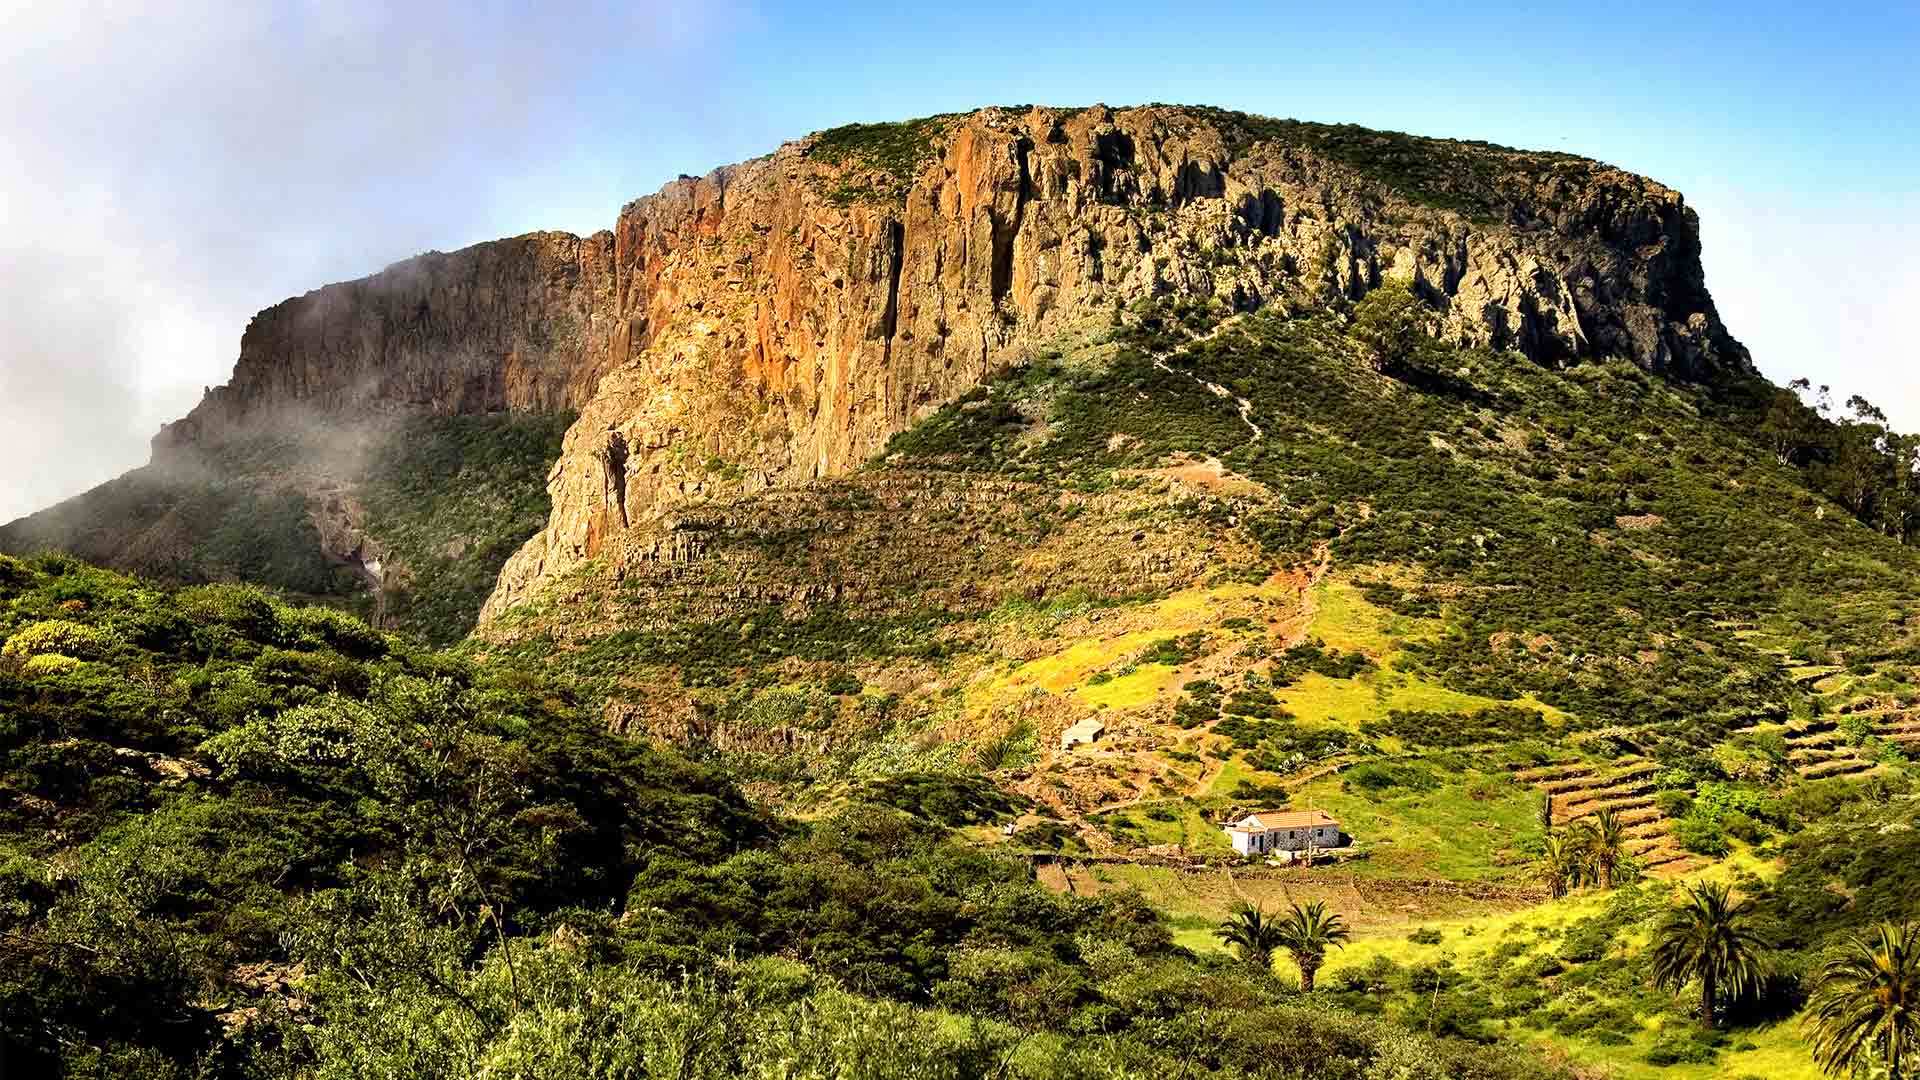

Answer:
[1153,355,1263,445]
[1149,317,1264,446]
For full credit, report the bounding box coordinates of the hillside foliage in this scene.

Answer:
[0,412,571,647]
[0,555,1589,1079]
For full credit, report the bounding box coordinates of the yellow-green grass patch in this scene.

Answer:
[1203,753,1270,797]
[1097,801,1234,854]
[1314,857,1811,1079]
[1286,767,1540,881]
[1075,663,1182,710]
[1272,668,1552,730]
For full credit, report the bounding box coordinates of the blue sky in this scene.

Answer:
[0,1,1914,519]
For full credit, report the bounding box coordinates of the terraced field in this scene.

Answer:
[1513,757,1704,875]
[1782,717,1881,780]
[1879,711,1920,750]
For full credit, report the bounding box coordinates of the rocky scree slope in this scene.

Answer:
[4,104,1746,636]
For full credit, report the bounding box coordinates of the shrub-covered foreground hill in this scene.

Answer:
[0,554,1584,1078]
[0,413,571,647]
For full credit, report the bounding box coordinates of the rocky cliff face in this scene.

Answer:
[49,104,1748,633]
[478,104,1749,619]
[152,231,614,454]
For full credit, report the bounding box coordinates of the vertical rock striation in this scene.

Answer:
[152,231,616,455]
[480,105,1748,618]
[25,104,1750,632]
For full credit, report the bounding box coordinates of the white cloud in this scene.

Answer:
[0,0,740,520]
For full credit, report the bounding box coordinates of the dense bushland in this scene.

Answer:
[0,556,1583,1079]
[357,412,573,644]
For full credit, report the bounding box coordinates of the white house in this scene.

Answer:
[1223,809,1342,856]
[1060,717,1105,750]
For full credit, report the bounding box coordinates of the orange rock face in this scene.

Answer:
[136,105,1750,624]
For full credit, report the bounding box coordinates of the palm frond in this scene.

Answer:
[1805,921,1920,1079]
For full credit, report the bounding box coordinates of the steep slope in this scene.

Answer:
[481,103,1749,617]
[0,231,601,643]
[9,103,1920,1080]
[470,290,1920,1078]
[0,413,569,645]
[153,230,613,449]
[481,297,1920,857]
[5,104,1745,646]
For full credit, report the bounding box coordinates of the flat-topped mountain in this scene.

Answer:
[2,105,1749,639]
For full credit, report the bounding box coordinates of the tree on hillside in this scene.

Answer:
[1216,902,1287,973]
[1883,434,1920,544]
[1349,278,1433,374]
[1760,378,1826,466]
[1805,921,1920,1080]
[1588,808,1625,889]
[1649,881,1771,1030]
[1540,830,1586,899]
[1276,899,1351,992]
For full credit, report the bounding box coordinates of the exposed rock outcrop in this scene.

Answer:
[481,105,1748,619]
[18,104,1750,634]
[152,231,615,455]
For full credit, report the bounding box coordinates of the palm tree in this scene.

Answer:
[1540,831,1582,898]
[1649,881,1770,1029]
[1805,921,1920,1079]
[1589,808,1625,889]
[1565,819,1599,886]
[1215,902,1286,972]
[1276,899,1351,992]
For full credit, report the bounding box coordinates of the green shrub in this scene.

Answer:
[1837,713,1875,746]
[1344,762,1439,793]
[1139,631,1210,666]
[1674,814,1730,856]
[0,553,32,589]
[175,583,282,639]
[21,653,85,677]
[1350,278,1435,372]
[1645,1033,1724,1065]
[2,619,113,660]
[859,773,1027,826]
[1655,789,1694,818]
[278,604,389,660]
